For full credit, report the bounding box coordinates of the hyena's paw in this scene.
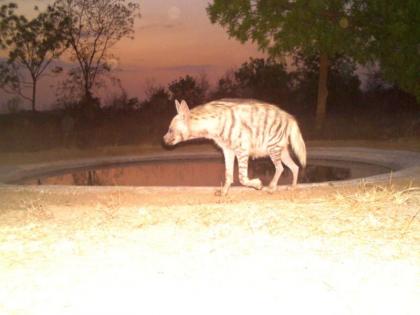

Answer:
[249,178,263,190]
[214,189,222,196]
[286,184,296,191]
[214,188,228,197]
[264,185,277,194]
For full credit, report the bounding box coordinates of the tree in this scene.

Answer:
[211,58,290,104]
[290,54,361,115]
[104,86,140,112]
[139,84,173,136]
[0,62,21,100]
[211,69,239,99]
[3,95,22,113]
[168,74,209,106]
[56,0,140,106]
[0,4,69,111]
[234,58,290,103]
[353,0,420,100]
[207,0,364,130]
[0,2,18,49]
[141,85,172,116]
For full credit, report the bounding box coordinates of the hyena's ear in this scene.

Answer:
[175,99,190,118]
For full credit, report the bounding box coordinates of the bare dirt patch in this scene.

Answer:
[1,181,419,315]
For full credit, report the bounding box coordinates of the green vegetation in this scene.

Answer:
[207,0,420,128]
[0,4,68,111]
[353,0,420,100]
[207,0,364,130]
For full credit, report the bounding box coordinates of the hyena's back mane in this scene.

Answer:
[205,98,290,114]
[206,98,268,108]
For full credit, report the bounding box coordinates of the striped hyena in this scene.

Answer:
[163,98,306,195]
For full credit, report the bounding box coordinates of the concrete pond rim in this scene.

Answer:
[1,147,420,192]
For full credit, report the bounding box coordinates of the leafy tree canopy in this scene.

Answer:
[7,4,69,75]
[207,0,360,57]
[168,75,209,106]
[0,2,19,49]
[0,3,69,111]
[207,0,366,130]
[353,0,420,99]
[234,57,289,101]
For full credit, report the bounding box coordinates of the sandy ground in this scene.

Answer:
[0,181,419,315]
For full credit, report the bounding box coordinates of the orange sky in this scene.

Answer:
[1,0,265,110]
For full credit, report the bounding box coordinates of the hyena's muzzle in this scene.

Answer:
[163,130,181,146]
[163,132,175,146]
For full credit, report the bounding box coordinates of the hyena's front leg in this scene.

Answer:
[267,146,285,192]
[218,148,235,196]
[236,151,263,190]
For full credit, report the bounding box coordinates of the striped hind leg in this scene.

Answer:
[268,146,285,191]
[281,147,299,186]
[236,151,263,190]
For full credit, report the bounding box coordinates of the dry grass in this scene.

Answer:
[0,182,419,314]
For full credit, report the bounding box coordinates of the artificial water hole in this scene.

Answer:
[21,158,390,186]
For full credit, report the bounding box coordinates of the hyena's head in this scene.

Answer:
[163,100,191,146]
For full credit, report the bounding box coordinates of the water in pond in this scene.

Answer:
[22,158,390,186]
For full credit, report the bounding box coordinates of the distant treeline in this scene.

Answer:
[0,57,419,152]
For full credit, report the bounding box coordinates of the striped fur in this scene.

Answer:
[163,98,307,195]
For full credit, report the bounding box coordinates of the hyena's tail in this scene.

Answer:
[288,119,307,168]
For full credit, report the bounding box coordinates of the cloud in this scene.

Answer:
[156,64,215,72]
[118,64,217,74]
[137,22,180,31]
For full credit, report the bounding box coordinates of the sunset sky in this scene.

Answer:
[1,0,265,110]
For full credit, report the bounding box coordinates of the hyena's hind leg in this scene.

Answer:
[267,146,285,192]
[236,151,263,190]
[217,148,235,196]
[280,146,300,186]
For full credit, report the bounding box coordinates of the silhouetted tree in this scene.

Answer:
[234,58,290,103]
[211,58,290,104]
[364,69,389,93]
[353,0,420,100]
[291,54,361,115]
[138,85,173,136]
[54,65,124,113]
[0,2,21,49]
[211,69,239,99]
[140,85,171,117]
[168,74,209,106]
[0,4,69,111]
[3,95,22,113]
[104,90,140,112]
[207,1,367,130]
[56,0,140,106]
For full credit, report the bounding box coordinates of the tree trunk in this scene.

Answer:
[83,78,99,110]
[315,53,329,131]
[84,78,91,103]
[31,78,37,112]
